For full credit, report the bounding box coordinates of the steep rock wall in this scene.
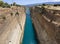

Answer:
[30,7,60,44]
[0,6,26,44]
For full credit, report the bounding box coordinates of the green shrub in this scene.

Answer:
[10,12,13,16]
[42,4,46,6]
[15,12,19,16]
[41,6,45,14]
[54,4,57,6]
[7,5,10,8]
[2,16,6,20]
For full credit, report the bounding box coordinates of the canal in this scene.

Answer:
[22,7,37,44]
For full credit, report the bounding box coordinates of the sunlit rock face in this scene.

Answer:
[0,6,26,44]
[30,6,60,44]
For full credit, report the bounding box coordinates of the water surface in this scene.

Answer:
[22,8,37,44]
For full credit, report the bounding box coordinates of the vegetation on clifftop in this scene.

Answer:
[0,1,21,8]
[0,1,11,8]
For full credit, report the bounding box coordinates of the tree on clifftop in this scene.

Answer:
[42,4,46,6]
[0,1,4,6]
[3,2,11,8]
[0,1,11,8]
[13,2,16,6]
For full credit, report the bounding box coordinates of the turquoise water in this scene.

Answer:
[22,8,37,44]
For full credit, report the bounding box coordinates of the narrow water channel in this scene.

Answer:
[22,7,37,44]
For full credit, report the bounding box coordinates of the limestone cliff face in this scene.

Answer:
[30,7,60,44]
[0,6,26,44]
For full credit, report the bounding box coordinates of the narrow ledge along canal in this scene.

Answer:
[22,7,38,44]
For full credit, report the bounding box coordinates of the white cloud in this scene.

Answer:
[47,0,60,2]
[53,0,60,1]
[55,0,60,1]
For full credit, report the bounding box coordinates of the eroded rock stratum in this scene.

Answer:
[30,6,60,44]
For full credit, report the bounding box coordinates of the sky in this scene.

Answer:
[3,0,60,5]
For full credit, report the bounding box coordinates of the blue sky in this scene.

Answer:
[3,0,60,5]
